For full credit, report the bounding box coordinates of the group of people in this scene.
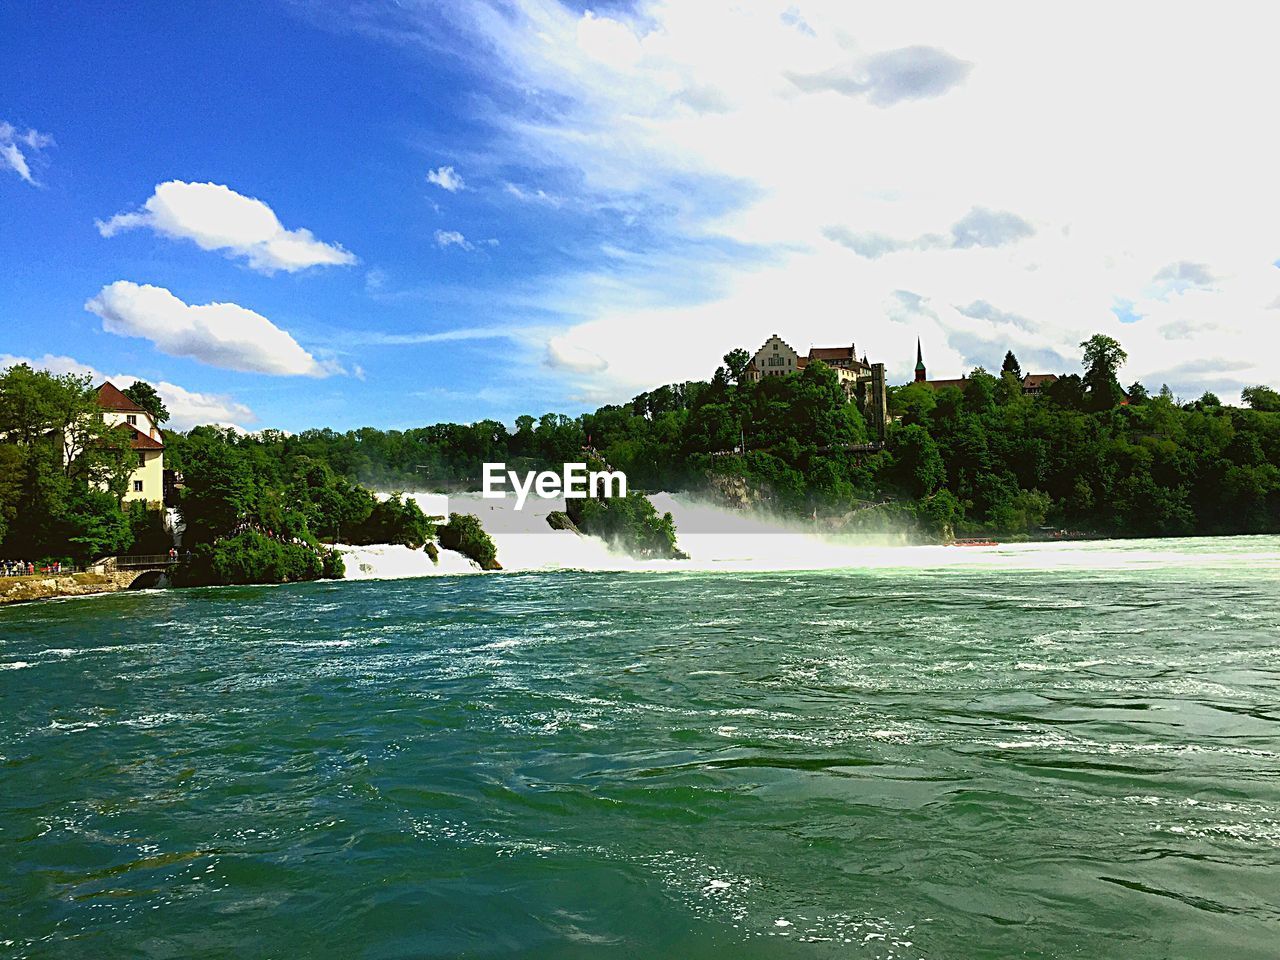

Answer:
[1,559,65,578]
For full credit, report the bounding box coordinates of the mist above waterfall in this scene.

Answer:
[336,492,1280,581]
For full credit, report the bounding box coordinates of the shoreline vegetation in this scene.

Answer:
[3,333,1280,600]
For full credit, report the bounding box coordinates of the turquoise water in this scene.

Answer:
[3,537,1280,958]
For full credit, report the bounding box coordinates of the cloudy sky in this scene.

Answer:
[3,2,1278,431]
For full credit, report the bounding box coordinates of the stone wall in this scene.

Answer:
[0,570,158,606]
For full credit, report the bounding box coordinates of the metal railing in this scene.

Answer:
[0,564,82,579]
[2,555,178,579]
[113,554,179,570]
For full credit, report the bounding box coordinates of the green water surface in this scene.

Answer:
[3,539,1280,958]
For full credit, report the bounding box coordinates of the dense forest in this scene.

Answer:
[169,334,1280,540]
[3,332,1280,578]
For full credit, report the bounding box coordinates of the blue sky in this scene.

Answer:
[3,2,1279,430]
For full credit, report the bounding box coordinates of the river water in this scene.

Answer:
[2,534,1279,958]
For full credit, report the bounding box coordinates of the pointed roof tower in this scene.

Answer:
[914,337,926,381]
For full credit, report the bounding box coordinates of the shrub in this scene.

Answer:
[567,490,685,560]
[348,494,436,547]
[438,513,501,570]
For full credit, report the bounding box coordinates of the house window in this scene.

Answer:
[133,480,144,493]
[127,414,137,425]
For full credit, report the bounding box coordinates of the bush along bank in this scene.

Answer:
[172,530,345,587]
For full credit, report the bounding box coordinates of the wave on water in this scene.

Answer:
[334,491,1280,581]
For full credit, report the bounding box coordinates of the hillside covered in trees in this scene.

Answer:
[4,332,1280,574]
[194,334,1280,541]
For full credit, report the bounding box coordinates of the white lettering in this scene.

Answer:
[482,463,629,509]
[535,471,561,499]
[590,470,627,499]
[482,462,507,499]
[510,469,536,511]
[563,462,587,498]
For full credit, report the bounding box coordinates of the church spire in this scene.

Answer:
[914,337,926,382]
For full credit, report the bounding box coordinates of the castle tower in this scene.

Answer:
[869,363,889,439]
[914,337,926,383]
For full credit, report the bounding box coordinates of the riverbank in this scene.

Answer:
[0,571,146,606]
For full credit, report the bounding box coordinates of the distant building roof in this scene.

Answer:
[1022,373,1058,388]
[96,382,145,413]
[808,345,856,362]
[923,377,969,391]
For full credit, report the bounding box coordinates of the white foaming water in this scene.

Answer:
[337,490,1280,580]
[339,543,477,580]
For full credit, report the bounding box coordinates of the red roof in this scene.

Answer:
[808,344,859,362]
[112,422,164,451]
[96,382,145,413]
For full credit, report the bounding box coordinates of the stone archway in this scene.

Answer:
[128,570,168,590]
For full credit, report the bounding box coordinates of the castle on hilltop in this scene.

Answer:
[740,334,1064,442]
[744,335,888,438]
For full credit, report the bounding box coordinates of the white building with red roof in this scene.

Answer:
[95,382,165,504]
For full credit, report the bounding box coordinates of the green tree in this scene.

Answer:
[175,426,258,544]
[888,424,945,498]
[0,444,24,545]
[962,368,998,415]
[722,348,752,385]
[122,380,170,425]
[0,364,135,561]
[1001,350,1022,379]
[1080,334,1128,410]
[1045,373,1087,410]
[1241,385,1280,412]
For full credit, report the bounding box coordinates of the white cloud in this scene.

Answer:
[435,229,487,251]
[354,326,518,345]
[0,353,256,430]
[427,165,465,191]
[824,207,1034,259]
[1153,261,1218,291]
[346,1,1280,401]
[97,181,357,274]
[0,121,54,185]
[504,182,565,206]
[85,281,335,377]
[787,45,972,106]
[545,337,608,373]
[151,380,257,429]
[948,208,1035,250]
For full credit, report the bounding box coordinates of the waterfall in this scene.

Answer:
[340,490,925,579]
[337,490,1280,581]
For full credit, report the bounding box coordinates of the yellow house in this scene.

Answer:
[96,382,165,504]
